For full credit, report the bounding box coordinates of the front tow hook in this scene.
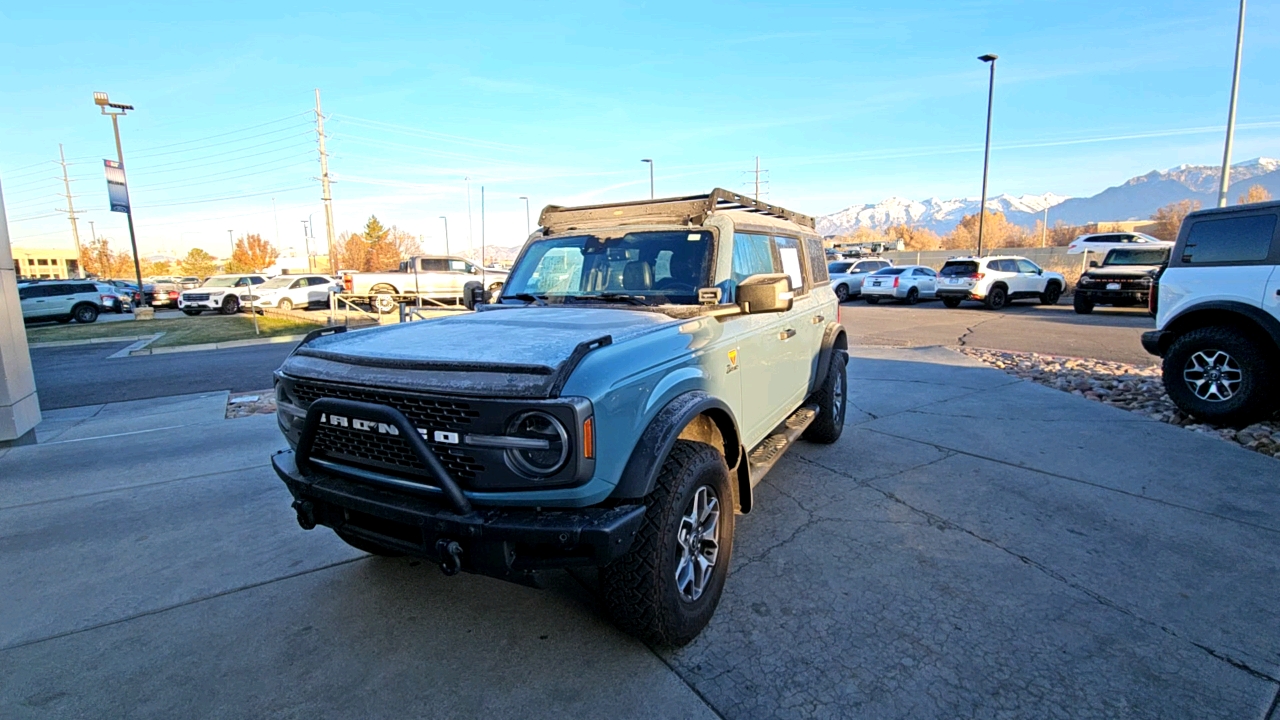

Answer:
[292,500,316,530]
[436,539,463,576]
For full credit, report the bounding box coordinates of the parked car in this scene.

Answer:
[94,282,133,314]
[18,280,102,324]
[860,265,938,304]
[828,258,893,302]
[108,280,154,307]
[176,276,202,289]
[1141,200,1280,426]
[935,255,1066,310]
[246,274,340,312]
[146,277,182,308]
[1066,232,1172,256]
[1073,247,1170,314]
[340,255,508,313]
[178,274,268,315]
[271,188,848,646]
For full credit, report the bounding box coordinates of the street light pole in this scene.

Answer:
[519,196,531,236]
[93,92,147,310]
[1217,0,1247,208]
[227,229,235,262]
[301,220,312,273]
[976,54,998,257]
[439,216,450,256]
[641,159,654,199]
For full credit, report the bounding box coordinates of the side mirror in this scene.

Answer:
[737,273,793,314]
[1088,260,1099,268]
[469,285,487,308]
[1036,268,1043,275]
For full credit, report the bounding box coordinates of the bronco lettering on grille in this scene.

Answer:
[318,413,460,444]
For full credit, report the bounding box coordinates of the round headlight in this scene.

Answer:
[505,411,569,477]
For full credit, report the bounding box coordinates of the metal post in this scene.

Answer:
[227,229,234,261]
[1041,206,1048,247]
[754,156,760,201]
[465,177,473,258]
[642,159,654,199]
[301,220,312,273]
[103,111,147,307]
[58,145,83,277]
[1217,0,1247,208]
[519,196,530,236]
[439,216,450,256]
[977,54,998,257]
[480,186,486,269]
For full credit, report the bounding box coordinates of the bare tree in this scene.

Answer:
[1149,200,1202,241]
[1238,184,1273,205]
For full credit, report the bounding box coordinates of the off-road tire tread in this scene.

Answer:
[1161,326,1276,427]
[1073,293,1094,314]
[803,350,847,443]
[599,440,731,647]
[1040,282,1062,305]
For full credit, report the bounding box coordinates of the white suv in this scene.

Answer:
[1141,200,1280,425]
[1067,232,1172,255]
[18,281,103,324]
[936,255,1065,310]
[179,274,268,315]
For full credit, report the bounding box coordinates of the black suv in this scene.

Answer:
[1073,247,1169,314]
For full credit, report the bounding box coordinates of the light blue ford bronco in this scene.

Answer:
[272,189,848,645]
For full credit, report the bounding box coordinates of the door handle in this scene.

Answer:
[811,315,825,324]
[779,329,796,340]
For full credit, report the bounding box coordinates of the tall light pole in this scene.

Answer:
[641,159,654,199]
[465,177,474,258]
[301,220,313,272]
[93,91,146,307]
[519,196,531,236]
[976,55,998,257]
[480,186,486,268]
[439,216,450,256]
[1217,0,1247,208]
[227,229,235,260]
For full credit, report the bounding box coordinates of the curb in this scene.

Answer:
[129,333,309,356]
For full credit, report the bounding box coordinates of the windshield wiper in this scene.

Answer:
[565,293,654,307]
[506,293,548,306]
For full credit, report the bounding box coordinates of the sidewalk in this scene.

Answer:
[2,346,1277,718]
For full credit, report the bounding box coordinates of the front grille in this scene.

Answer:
[184,293,210,302]
[293,380,486,483]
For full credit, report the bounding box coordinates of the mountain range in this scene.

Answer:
[817,158,1280,237]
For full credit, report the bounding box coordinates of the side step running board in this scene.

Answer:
[747,404,819,487]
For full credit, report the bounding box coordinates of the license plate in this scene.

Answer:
[948,278,959,284]
[1106,283,1121,290]
[873,281,881,286]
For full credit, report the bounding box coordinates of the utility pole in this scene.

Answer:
[227,229,235,260]
[1041,206,1048,247]
[301,220,313,273]
[519,196,531,236]
[315,89,337,273]
[641,159,654,199]
[977,54,999,257]
[57,144,84,277]
[754,156,761,200]
[439,216,450,256]
[1217,0,1247,208]
[465,177,474,258]
[88,220,96,242]
[480,185,486,268]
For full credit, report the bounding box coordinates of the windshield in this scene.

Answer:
[258,277,295,289]
[828,261,855,274]
[1103,248,1169,266]
[871,267,907,276]
[202,277,240,288]
[940,261,979,277]
[501,230,714,305]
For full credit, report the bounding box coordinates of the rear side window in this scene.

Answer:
[873,267,907,276]
[774,236,808,294]
[76,283,98,293]
[940,261,978,277]
[1181,214,1278,264]
[804,236,828,286]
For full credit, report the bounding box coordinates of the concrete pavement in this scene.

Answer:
[2,346,1278,718]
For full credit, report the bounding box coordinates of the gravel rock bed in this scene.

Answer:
[225,389,277,419]
[959,348,1280,461]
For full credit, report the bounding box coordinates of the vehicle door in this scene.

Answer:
[991,259,1021,294]
[19,285,47,319]
[774,235,820,414]
[43,284,75,316]
[913,267,938,296]
[720,232,795,446]
[302,276,326,306]
[1015,259,1046,295]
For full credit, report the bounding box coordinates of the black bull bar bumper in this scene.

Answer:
[272,398,645,582]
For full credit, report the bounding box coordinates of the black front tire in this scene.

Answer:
[942,297,963,308]
[1161,326,1276,427]
[803,350,847,444]
[1040,283,1062,305]
[865,296,880,305]
[335,530,402,557]
[600,440,734,647]
[182,308,203,316]
[73,303,99,324]
[1073,293,1094,314]
[834,284,850,303]
[904,287,919,305]
[220,296,240,315]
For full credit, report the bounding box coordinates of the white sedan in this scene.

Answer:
[246,274,340,312]
[828,258,893,302]
[861,265,938,305]
[1066,232,1172,255]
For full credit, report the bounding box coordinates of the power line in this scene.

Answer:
[130,156,313,191]
[126,123,314,160]
[332,115,530,153]
[133,184,313,209]
[124,111,312,154]
[130,138,314,174]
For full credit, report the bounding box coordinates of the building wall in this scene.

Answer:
[11,246,80,280]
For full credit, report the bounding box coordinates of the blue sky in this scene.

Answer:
[2,0,1278,258]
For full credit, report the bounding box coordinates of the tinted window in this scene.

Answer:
[1015,260,1040,273]
[250,276,265,285]
[1182,214,1278,264]
[997,259,1019,273]
[1104,248,1169,266]
[828,261,855,274]
[419,259,448,272]
[1086,235,1115,243]
[805,236,829,285]
[44,284,74,296]
[872,267,907,276]
[18,286,36,300]
[774,236,807,294]
[731,233,776,283]
[940,261,978,277]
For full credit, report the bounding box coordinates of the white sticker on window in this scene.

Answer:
[779,247,804,291]
[687,233,701,241]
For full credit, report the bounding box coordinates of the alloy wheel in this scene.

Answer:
[675,485,720,602]
[1183,350,1243,402]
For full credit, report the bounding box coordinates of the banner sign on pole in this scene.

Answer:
[104,159,130,213]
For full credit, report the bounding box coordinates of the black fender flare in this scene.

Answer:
[1161,301,1280,354]
[610,391,748,511]
[811,322,849,394]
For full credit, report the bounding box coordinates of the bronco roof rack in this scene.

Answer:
[539,188,816,233]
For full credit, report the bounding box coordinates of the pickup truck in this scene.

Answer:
[340,255,509,312]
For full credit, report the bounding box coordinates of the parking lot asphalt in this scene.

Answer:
[838,300,1157,366]
[3,346,1277,719]
[29,340,295,409]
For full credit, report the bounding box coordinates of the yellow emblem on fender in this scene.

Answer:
[727,348,739,373]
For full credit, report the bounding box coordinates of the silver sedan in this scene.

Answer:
[861,265,939,305]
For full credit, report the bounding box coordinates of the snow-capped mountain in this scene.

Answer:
[817,193,1069,236]
[819,158,1279,236]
